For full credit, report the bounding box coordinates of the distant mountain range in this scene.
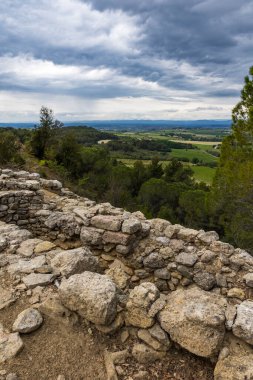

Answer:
[0,119,232,131]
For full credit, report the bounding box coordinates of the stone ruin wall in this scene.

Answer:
[1,168,253,379]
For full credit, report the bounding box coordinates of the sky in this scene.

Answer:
[0,0,252,122]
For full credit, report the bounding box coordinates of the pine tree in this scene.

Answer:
[211,67,253,252]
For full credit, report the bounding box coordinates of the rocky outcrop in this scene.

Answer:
[1,168,253,380]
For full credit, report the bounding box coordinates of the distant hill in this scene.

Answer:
[0,119,231,131]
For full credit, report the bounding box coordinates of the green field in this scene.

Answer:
[170,148,217,164]
[191,166,216,184]
[111,128,224,183]
[118,158,216,184]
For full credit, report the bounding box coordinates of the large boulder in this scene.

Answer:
[59,272,118,325]
[125,282,159,328]
[232,300,253,344]
[159,287,227,358]
[214,334,253,380]
[50,247,99,278]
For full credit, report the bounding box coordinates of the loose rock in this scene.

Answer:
[13,308,43,333]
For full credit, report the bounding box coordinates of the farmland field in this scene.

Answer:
[118,158,216,184]
[107,127,228,184]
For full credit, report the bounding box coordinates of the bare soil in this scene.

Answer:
[0,294,214,380]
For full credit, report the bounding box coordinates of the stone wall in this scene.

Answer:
[1,168,253,379]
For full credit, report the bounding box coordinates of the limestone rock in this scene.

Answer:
[50,247,99,278]
[106,266,130,290]
[0,324,23,364]
[177,227,199,242]
[227,288,245,300]
[73,208,90,226]
[34,241,56,254]
[132,343,166,364]
[16,238,43,257]
[214,334,253,380]
[159,287,227,357]
[0,287,16,310]
[193,271,216,290]
[154,268,170,280]
[13,308,43,333]
[143,252,165,269]
[126,282,159,328]
[150,219,171,235]
[232,300,253,344]
[45,212,80,237]
[175,252,198,267]
[121,218,141,234]
[59,272,117,325]
[22,273,55,288]
[103,231,133,246]
[147,295,166,318]
[115,244,131,255]
[80,227,103,246]
[137,329,167,351]
[8,255,46,275]
[148,323,171,348]
[243,273,253,288]
[197,231,219,244]
[200,250,217,263]
[91,215,122,231]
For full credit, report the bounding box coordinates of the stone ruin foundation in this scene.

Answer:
[1,168,253,379]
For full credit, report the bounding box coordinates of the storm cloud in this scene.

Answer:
[0,0,252,121]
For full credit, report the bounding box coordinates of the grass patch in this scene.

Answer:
[170,149,217,164]
[191,166,216,184]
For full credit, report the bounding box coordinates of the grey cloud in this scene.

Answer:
[0,0,252,120]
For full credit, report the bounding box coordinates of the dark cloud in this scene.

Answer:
[0,0,252,120]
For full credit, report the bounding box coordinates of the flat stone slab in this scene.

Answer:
[8,256,46,274]
[91,215,122,232]
[22,273,55,289]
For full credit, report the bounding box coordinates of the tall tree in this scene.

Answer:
[211,66,253,252]
[30,106,62,159]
